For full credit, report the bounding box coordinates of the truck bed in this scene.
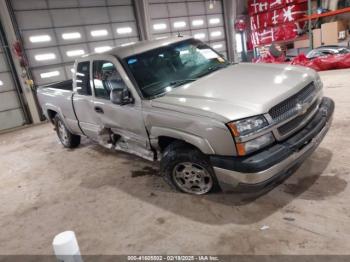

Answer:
[36,80,82,135]
[39,79,73,91]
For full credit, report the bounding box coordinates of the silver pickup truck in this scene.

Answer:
[37,36,334,195]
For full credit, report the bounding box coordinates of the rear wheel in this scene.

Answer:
[54,115,80,148]
[160,142,219,194]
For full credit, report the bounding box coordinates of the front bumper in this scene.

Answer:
[210,97,334,192]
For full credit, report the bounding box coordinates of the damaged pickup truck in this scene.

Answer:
[37,37,334,195]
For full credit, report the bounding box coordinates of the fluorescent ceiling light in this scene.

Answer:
[210,31,222,37]
[192,20,204,26]
[120,42,135,47]
[29,35,51,43]
[155,36,168,40]
[70,68,75,73]
[153,23,167,30]
[90,29,108,37]
[40,71,60,78]
[66,49,85,57]
[62,32,81,40]
[173,21,186,28]
[0,80,3,86]
[194,33,205,39]
[94,46,112,53]
[117,27,132,34]
[212,44,223,49]
[209,18,220,25]
[35,53,56,61]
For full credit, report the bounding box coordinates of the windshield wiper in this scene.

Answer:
[207,63,229,72]
[194,63,229,79]
[142,79,196,98]
[142,78,196,91]
[169,78,197,87]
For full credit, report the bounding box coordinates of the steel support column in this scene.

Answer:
[223,0,237,62]
[134,0,152,41]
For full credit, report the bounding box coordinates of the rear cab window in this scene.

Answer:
[75,61,92,96]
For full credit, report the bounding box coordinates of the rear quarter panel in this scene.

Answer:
[37,87,82,135]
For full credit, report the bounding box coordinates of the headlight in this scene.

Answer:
[227,115,274,156]
[236,133,275,156]
[227,115,268,137]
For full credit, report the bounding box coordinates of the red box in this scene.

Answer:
[248,0,269,15]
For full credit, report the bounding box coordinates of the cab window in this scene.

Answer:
[92,60,126,100]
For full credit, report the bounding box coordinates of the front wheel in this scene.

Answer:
[160,142,219,195]
[54,115,81,148]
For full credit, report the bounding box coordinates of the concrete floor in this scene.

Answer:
[1,69,350,255]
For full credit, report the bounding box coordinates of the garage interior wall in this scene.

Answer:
[1,0,236,129]
[148,0,228,58]
[10,0,141,86]
[0,21,27,131]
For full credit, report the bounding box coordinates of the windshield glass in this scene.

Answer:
[123,39,229,98]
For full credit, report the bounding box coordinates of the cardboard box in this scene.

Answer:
[294,38,310,49]
[321,21,348,45]
[313,28,322,48]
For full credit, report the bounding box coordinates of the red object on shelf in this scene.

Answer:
[269,0,285,11]
[251,21,305,46]
[249,1,307,46]
[248,0,269,15]
[283,22,298,39]
[273,25,285,41]
[234,17,247,32]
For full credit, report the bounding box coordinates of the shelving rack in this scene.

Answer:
[252,1,350,59]
[300,2,350,49]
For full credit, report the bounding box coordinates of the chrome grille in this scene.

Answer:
[269,82,316,121]
[277,101,318,135]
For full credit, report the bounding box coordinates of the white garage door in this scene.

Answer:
[11,0,141,86]
[0,29,26,131]
[148,0,228,58]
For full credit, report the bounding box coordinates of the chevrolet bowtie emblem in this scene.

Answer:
[296,102,307,115]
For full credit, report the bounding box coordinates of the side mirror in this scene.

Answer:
[110,86,133,105]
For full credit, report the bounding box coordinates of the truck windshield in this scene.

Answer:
[123,39,229,98]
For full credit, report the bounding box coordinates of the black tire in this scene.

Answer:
[160,142,220,194]
[54,115,81,148]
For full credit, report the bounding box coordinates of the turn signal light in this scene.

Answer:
[235,143,246,156]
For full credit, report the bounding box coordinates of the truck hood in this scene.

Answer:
[151,63,317,122]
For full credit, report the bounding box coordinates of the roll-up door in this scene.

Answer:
[10,0,141,86]
[148,0,228,58]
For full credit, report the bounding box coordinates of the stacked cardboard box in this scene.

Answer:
[321,21,348,45]
[294,21,349,49]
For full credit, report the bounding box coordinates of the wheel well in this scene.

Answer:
[158,136,197,152]
[47,109,57,123]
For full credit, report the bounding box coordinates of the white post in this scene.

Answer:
[52,231,83,262]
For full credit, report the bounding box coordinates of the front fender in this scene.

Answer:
[149,126,215,155]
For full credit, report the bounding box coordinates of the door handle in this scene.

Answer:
[94,106,104,114]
